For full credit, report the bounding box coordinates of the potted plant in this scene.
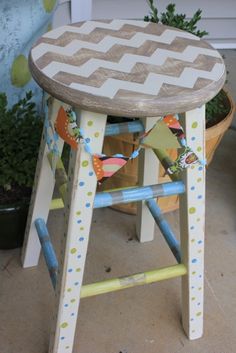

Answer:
[102,1,235,214]
[0,91,43,249]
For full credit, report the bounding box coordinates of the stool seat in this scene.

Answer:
[30,20,225,117]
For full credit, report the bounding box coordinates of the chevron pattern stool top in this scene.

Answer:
[30,19,225,117]
[23,19,226,353]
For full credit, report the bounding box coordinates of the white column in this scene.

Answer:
[71,0,92,23]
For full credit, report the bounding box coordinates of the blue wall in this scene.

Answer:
[0,0,58,108]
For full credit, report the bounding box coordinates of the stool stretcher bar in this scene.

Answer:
[105,120,144,136]
[153,148,179,182]
[34,218,58,289]
[94,181,185,208]
[48,153,185,210]
[80,264,187,298]
[146,199,181,263]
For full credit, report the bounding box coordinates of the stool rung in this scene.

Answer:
[146,199,181,263]
[105,120,144,136]
[153,148,179,182]
[80,264,187,299]
[94,181,185,208]
[35,218,58,289]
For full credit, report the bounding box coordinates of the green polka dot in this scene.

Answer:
[60,322,68,329]
[197,218,200,222]
[67,288,72,292]
[43,0,56,12]
[66,347,70,350]
[82,160,89,167]
[87,120,93,126]
[191,239,195,243]
[71,299,76,303]
[94,132,100,137]
[197,178,202,182]
[196,312,202,316]
[197,146,202,152]
[11,55,31,87]
[76,268,81,272]
[80,227,84,231]
[191,297,196,301]
[189,207,196,214]
[87,192,92,196]
[192,122,198,129]
[76,211,81,215]
[70,248,77,254]
[192,271,196,275]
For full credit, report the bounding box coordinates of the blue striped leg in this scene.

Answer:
[22,98,65,268]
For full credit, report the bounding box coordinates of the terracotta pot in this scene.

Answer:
[0,201,29,249]
[101,89,235,214]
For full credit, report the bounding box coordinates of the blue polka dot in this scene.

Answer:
[77,220,82,224]
[71,313,75,316]
[85,138,91,143]
[191,286,195,289]
[89,171,94,176]
[61,337,65,340]
[190,226,194,230]
[74,282,79,286]
[198,166,203,171]
[191,318,194,321]
[199,275,202,278]
[191,186,195,190]
[79,237,84,241]
[192,258,197,263]
[191,137,196,141]
[85,203,90,208]
[198,195,202,199]
[198,240,203,244]
[79,181,85,186]
[197,302,201,306]
[64,304,69,307]
[68,269,73,273]
[77,255,81,259]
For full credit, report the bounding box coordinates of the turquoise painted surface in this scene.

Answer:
[0,0,58,108]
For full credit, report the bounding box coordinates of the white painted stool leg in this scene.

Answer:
[22,98,64,268]
[49,110,107,353]
[179,106,206,339]
[136,117,160,242]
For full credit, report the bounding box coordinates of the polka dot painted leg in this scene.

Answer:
[179,106,206,339]
[49,110,107,353]
[22,98,64,268]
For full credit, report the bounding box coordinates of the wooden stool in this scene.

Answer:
[22,20,225,353]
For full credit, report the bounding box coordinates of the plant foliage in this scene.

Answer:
[144,1,208,38]
[0,91,43,192]
[144,1,230,125]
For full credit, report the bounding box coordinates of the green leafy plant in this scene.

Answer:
[206,90,230,128]
[0,91,43,203]
[144,1,208,38]
[144,1,230,126]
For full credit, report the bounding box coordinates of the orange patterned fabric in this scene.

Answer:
[54,107,78,150]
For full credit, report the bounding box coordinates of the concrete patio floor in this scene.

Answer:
[0,128,236,353]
